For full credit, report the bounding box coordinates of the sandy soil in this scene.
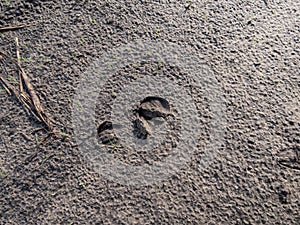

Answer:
[0,0,299,224]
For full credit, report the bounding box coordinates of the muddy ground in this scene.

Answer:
[0,0,299,224]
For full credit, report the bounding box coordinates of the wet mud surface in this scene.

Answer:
[0,0,299,224]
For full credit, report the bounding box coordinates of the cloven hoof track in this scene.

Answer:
[97,96,173,143]
[138,96,172,120]
[97,121,116,144]
[134,96,173,139]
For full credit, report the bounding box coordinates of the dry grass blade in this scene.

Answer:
[0,75,11,95]
[14,37,53,130]
[15,37,24,93]
[0,24,33,32]
[0,75,12,95]
[0,39,57,148]
[19,62,52,129]
[0,73,41,122]
[0,74,17,96]
[19,92,43,123]
[0,40,54,140]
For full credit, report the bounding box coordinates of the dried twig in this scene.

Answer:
[0,24,33,32]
